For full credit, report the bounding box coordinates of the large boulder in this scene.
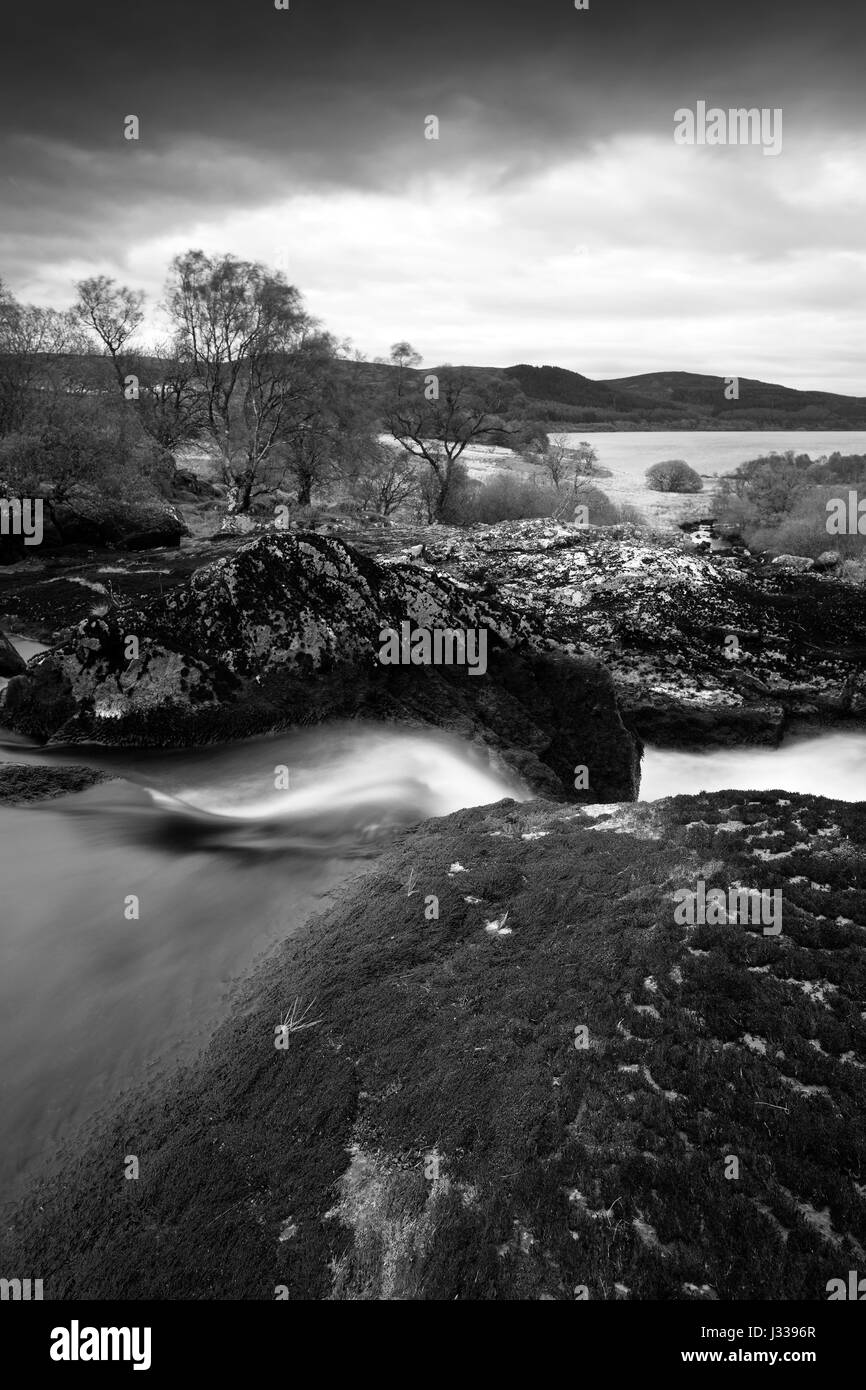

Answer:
[0,531,640,802]
[0,493,188,562]
[171,467,221,499]
[49,495,189,550]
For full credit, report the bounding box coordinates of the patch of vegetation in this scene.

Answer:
[714,452,866,561]
[646,460,704,494]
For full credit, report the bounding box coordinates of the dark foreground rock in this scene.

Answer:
[4,789,863,1300]
[0,532,639,801]
[0,763,112,804]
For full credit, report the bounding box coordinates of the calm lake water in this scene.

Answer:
[561,430,866,483]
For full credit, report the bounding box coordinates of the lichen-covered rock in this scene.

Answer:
[0,531,639,801]
[390,519,866,746]
[5,789,863,1299]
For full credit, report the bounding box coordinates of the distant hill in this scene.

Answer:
[340,360,866,431]
[15,353,866,433]
[503,364,866,430]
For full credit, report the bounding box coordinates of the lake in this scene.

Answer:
[560,430,866,483]
[462,429,866,528]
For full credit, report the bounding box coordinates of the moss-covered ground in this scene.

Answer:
[2,789,864,1299]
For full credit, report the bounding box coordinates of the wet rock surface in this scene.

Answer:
[4,789,863,1299]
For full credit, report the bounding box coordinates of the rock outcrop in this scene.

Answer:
[391,520,866,746]
[2,516,863,756]
[0,531,640,802]
[5,789,863,1299]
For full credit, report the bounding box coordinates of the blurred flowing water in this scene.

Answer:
[0,720,527,1192]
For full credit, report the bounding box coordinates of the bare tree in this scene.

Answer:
[524,435,599,505]
[165,250,320,512]
[74,276,145,390]
[0,282,85,435]
[382,358,514,520]
[133,338,208,451]
[529,434,572,490]
[388,341,422,371]
[572,440,599,476]
[265,333,354,506]
[349,440,418,516]
[74,277,203,450]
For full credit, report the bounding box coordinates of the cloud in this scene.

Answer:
[1,0,865,390]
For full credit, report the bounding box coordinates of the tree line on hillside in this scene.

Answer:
[0,256,623,531]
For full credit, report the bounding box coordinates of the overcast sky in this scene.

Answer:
[1,0,864,392]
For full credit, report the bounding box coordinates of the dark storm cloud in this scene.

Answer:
[2,0,863,275]
[3,0,865,194]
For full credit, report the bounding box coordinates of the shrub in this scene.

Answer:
[450,474,557,524]
[646,459,703,493]
[443,473,645,528]
[571,484,645,527]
